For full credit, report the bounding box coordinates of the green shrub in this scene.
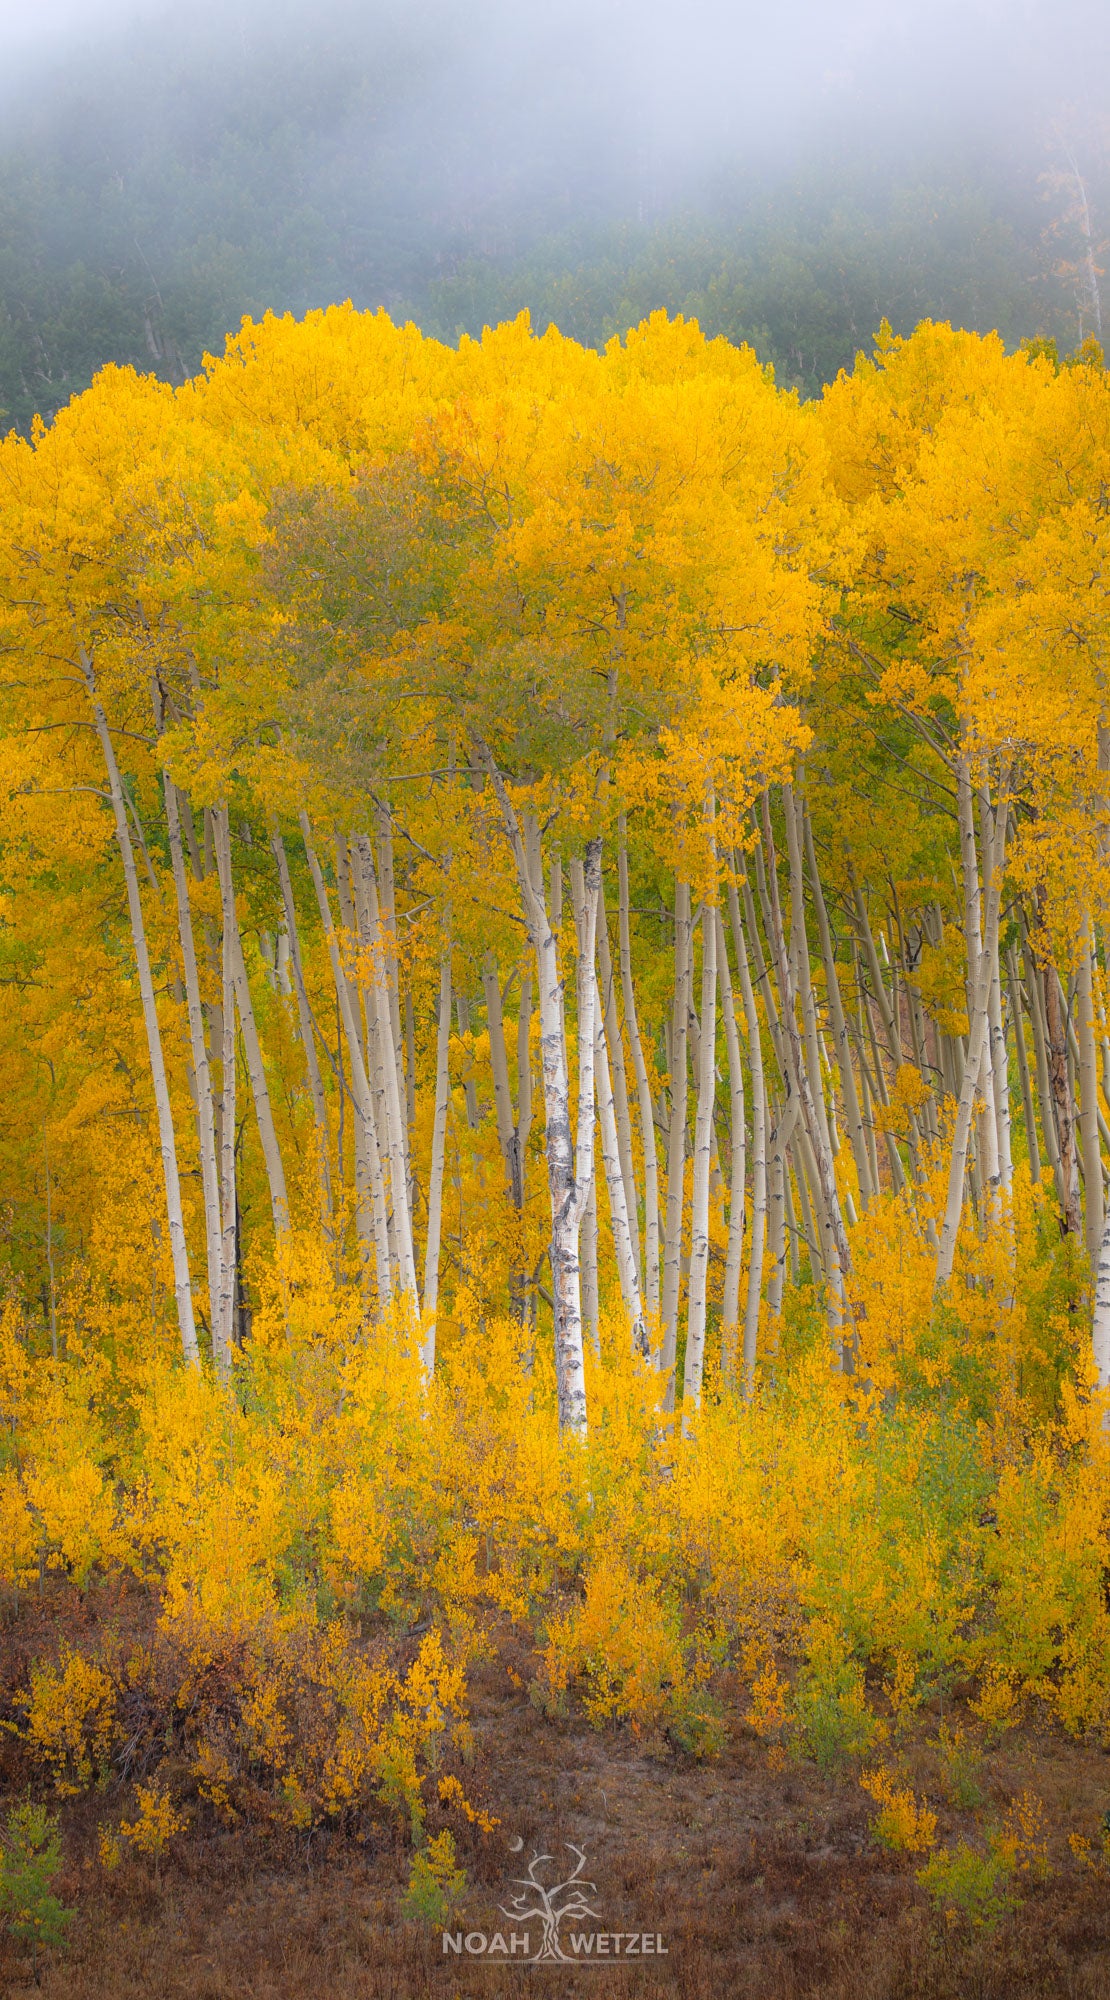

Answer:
[790,1620,880,1774]
[0,1801,74,1979]
[931,1720,985,1809]
[917,1841,1016,1931]
[401,1830,467,1926]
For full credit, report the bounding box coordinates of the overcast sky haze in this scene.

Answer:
[1,0,1106,200]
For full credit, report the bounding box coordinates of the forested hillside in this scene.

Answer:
[0,308,1109,1991]
[0,0,1106,431]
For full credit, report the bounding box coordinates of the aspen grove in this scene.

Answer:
[1,307,1110,1881]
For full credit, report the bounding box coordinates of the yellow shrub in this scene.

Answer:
[537,1551,687,1733]
[118,1781,187,1861]
[995,1790,1051,1882]
[861,1764,937,1853]
[0,1470,37,1590]
[26,1649,119,1795]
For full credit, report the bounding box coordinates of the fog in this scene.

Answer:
[0,0,1108,428]
[3,0,1107,208]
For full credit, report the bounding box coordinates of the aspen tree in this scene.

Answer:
[165,777,223,1336]
[935,787,1010,1291]
[213,807,239,1376]
[592,970,648,1355]
[617,826,660,1315]
[230,921,289,1241]
[683,846,718,1411]
[352,835,418,1303]
[1077,918,1104,1262]
[761,794,852,1302]
[803,805,873,1209]
[1007,946,1042,1187]
[728,885,767,1394]
[474,742,599,1437]
[421,952,453,1369]
[597,879,639,1282]
[82,654,200,1370]
[717,906,746,1367]
[272,827,334,1220]
[300,816,393,1306]
[659,879,692,1401]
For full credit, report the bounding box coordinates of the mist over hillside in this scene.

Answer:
[0,0,1107,429]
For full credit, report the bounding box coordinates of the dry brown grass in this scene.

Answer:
[1,1594,1109,1998]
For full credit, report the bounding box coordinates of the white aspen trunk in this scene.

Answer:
[1046,958,1082,1234]
[597,881,640,1279]
[744,865,783,1040]
[455,989,481,1128]
[789,1143,812,1283]
[660,877,692,1399]
[272,828,334,1219]
[474,740,598,1436]
[516,964,534,1183]
[1091,1178,1110,1392]
[405,990,416,1155]
[934,790,1009,1291]
[421,951,453,1367]
[560,831,602,1421]
[580,1166,600,1357]
[481,952,522,1204]
[351,1113,375,1275]
[1007,946,1041,1186]
[729,886,766,1397]
[1096,955,1110,1111]
[1062,986,1110,1170]
[1078,918,1104,1264]
[767,1140,786,1314]
[275,929,292,996]
[850,874,900,1076]
[213,807,238,1379]
[859,986,907,1195]
[166,778,222,1339]
[977,1032,1001,1214]
[905,977,938,1149]
[959,761,1001,1217]
[782,1155,799,1285]
[338,835,395,1282]
[717,907,746,1369]
[570,860,600,1359]
[567,862,602,1204]
[376,806,409,1177]
[988,947,1012,1195]
[804,809,872,1208]
[978,776,1012,1197]
[797,1118,849,1344]
[1096,961,1110,1113]
[742,864,804,1204]
[354,836,418,1303]
[785,792,833,1168]
[1024,931,1059,1174]
[683,867,718,1413]
[766,794,852,1288]
[300,817,392,1307]
[854,953,884,1199]
[594,972,648,1354]
[83,659,199,1370]
[959,757,983,990]
[230,922,290,1237]
[765,1096,800,1316]
[618,825,660,1316]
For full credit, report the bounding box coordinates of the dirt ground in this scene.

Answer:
[3,1620,1110,2000]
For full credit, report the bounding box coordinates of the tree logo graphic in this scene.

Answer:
[499,1843,601,1963]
